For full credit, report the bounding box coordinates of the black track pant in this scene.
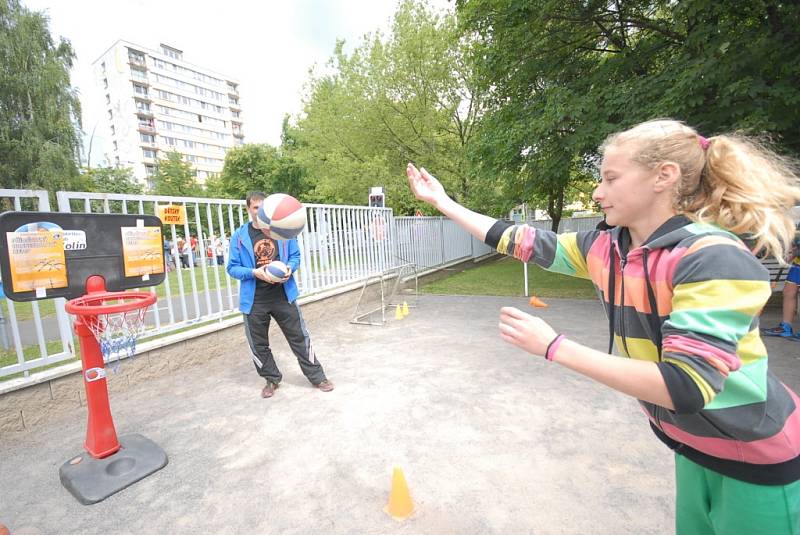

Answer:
[243,298,326,385]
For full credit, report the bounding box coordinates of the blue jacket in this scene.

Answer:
[226,222,300,313]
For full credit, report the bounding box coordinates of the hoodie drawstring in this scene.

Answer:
[606,239,616,354]
[642,249,663,358]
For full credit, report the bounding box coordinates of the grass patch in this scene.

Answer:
[159,264,232,299]
[0,338,79,382]
[421,256,597,299]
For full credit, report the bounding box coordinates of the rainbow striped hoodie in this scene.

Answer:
[486,215,800,485]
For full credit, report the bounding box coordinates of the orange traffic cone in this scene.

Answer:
[402,301,410,317]
[529,295,548,308]
[395,304,403,320]
[385,467,414,521]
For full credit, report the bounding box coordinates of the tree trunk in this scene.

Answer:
[547,185,565,232]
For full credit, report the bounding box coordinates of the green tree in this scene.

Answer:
[293,0,489,214]
[211,141,310,201]
[0,0,83,193]
[151,150,201,197]
[457,0,800,228]
[83,166,143,194]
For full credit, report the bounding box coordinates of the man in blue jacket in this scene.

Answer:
[227,191,334,398]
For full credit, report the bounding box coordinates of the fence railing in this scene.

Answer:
[526,215,604,233]
[0,190,495,383]
[0,189,75,379]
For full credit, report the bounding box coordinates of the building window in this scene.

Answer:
[101,61,106,71]
[131,67,147,80]
[142,148,156,159]
[229,96,239,106]
[102,78,108,89]
[136,100,151,112]
[145,164,156,177]
[107,109,113,120]
[115,156,120,166]
[128,49,146,66]
[140,133,154,143]
[112,141,118,151]
[110,125,115,136]
[161,45,183,60]
[132,83,148,96]
[105,94,111,105]
[231,110,240,118]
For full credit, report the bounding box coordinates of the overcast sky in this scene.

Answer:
[22,0,451,164]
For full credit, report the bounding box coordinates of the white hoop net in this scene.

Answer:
[84,306,150,372]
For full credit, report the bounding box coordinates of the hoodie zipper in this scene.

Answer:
[618,254,632,358]
[620,246,663,431]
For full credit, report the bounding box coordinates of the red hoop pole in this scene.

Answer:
[65,275,156,459]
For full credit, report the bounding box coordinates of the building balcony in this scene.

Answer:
[136,109,154,118]
[137,123,156,133]
[128,56,147,67]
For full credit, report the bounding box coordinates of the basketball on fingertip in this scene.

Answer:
[255,193,306,240]
[263,261,288,283]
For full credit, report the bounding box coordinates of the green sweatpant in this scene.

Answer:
[675,453,800,534]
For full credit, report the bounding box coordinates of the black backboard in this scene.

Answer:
[0,211,166,301]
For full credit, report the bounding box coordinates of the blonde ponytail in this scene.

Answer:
[689,135,800,261]
[603,119,800,262]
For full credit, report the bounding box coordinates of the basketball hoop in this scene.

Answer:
[66,289,156,372]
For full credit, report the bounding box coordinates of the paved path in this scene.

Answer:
[1,295,798,534]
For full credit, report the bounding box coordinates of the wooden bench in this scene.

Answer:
[762,258,791,292]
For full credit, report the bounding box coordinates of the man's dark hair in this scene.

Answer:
[246,191,266,207]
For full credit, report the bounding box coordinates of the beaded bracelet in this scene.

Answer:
[545,334,565,361]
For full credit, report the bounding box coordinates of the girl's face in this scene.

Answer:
[593,144,659,228]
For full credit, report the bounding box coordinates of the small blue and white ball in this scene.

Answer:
[263,261,289,283]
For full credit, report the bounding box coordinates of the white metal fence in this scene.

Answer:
[527,215,604,233]
[0,190,495,382]
[0,190,75,379]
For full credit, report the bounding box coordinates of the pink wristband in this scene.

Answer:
[545,334,565,361]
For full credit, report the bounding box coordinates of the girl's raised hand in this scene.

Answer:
[407,163,447,207]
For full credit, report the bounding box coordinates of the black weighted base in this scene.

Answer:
[59,433,168,505]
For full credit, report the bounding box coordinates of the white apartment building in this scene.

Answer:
[93,41,244,186]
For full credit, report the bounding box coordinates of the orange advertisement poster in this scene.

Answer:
[121,226,164,277]
[6,226,68,293]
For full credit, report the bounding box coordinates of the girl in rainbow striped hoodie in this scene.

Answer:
[407,120,800,533]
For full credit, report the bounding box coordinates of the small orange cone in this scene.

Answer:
[402,301,410,316]
[385,466,414,521]
[395,304,404,320]
[529,295,549,308]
